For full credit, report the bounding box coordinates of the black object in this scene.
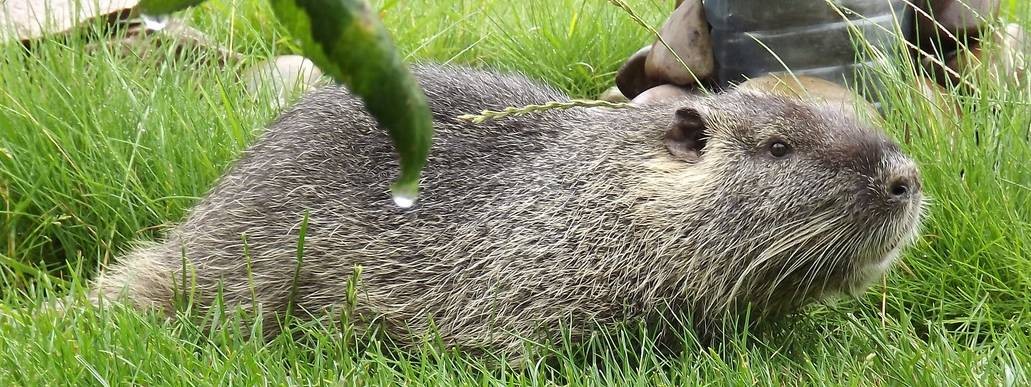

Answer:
[704,0,914,99]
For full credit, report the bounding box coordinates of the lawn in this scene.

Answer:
[0,0,1029,385]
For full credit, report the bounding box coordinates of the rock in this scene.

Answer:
[598,86,629,103]
[156,18,243,66]
[948,23,1028,89]
[644,0,715,86]
[242,55,327,108]
[1,0,244,69]
[736,73,881,122]
[631,84,697,105]
[737,74,850,100]
[915,0,1000,48]
[615,46,663,99]
[1,0,138,44]
[85,18,243,68]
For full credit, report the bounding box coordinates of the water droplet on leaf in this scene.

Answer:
[392,193,417,208]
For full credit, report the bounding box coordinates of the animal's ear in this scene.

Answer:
[664,106,708,163]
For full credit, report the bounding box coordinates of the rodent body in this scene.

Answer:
[91,64,925,355]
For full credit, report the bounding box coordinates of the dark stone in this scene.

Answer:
[615,45,663,99]
[915,0,1000,49]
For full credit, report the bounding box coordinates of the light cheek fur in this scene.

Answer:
[88,64,925,357]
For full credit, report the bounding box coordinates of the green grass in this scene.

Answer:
[1,0,1029,384]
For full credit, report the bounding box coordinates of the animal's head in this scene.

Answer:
[651,90,926,317]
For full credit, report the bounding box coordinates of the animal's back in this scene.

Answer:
[91,64,629,351]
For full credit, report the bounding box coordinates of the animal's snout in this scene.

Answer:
[887,175,915,199]
[884,159,921,202]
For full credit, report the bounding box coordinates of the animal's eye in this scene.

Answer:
[768,141,790,158]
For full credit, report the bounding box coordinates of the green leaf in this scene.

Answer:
[138,0,434,206]
[268,0,434,206]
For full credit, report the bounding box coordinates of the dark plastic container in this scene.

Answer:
[704,0,913,97]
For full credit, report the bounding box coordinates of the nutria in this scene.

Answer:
[89,64,926,356]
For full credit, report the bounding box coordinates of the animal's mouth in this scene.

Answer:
[851,195,927,292]
[870,242,903,273]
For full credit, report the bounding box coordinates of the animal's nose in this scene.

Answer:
[887,177,913,199]
[885,163,921,200]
